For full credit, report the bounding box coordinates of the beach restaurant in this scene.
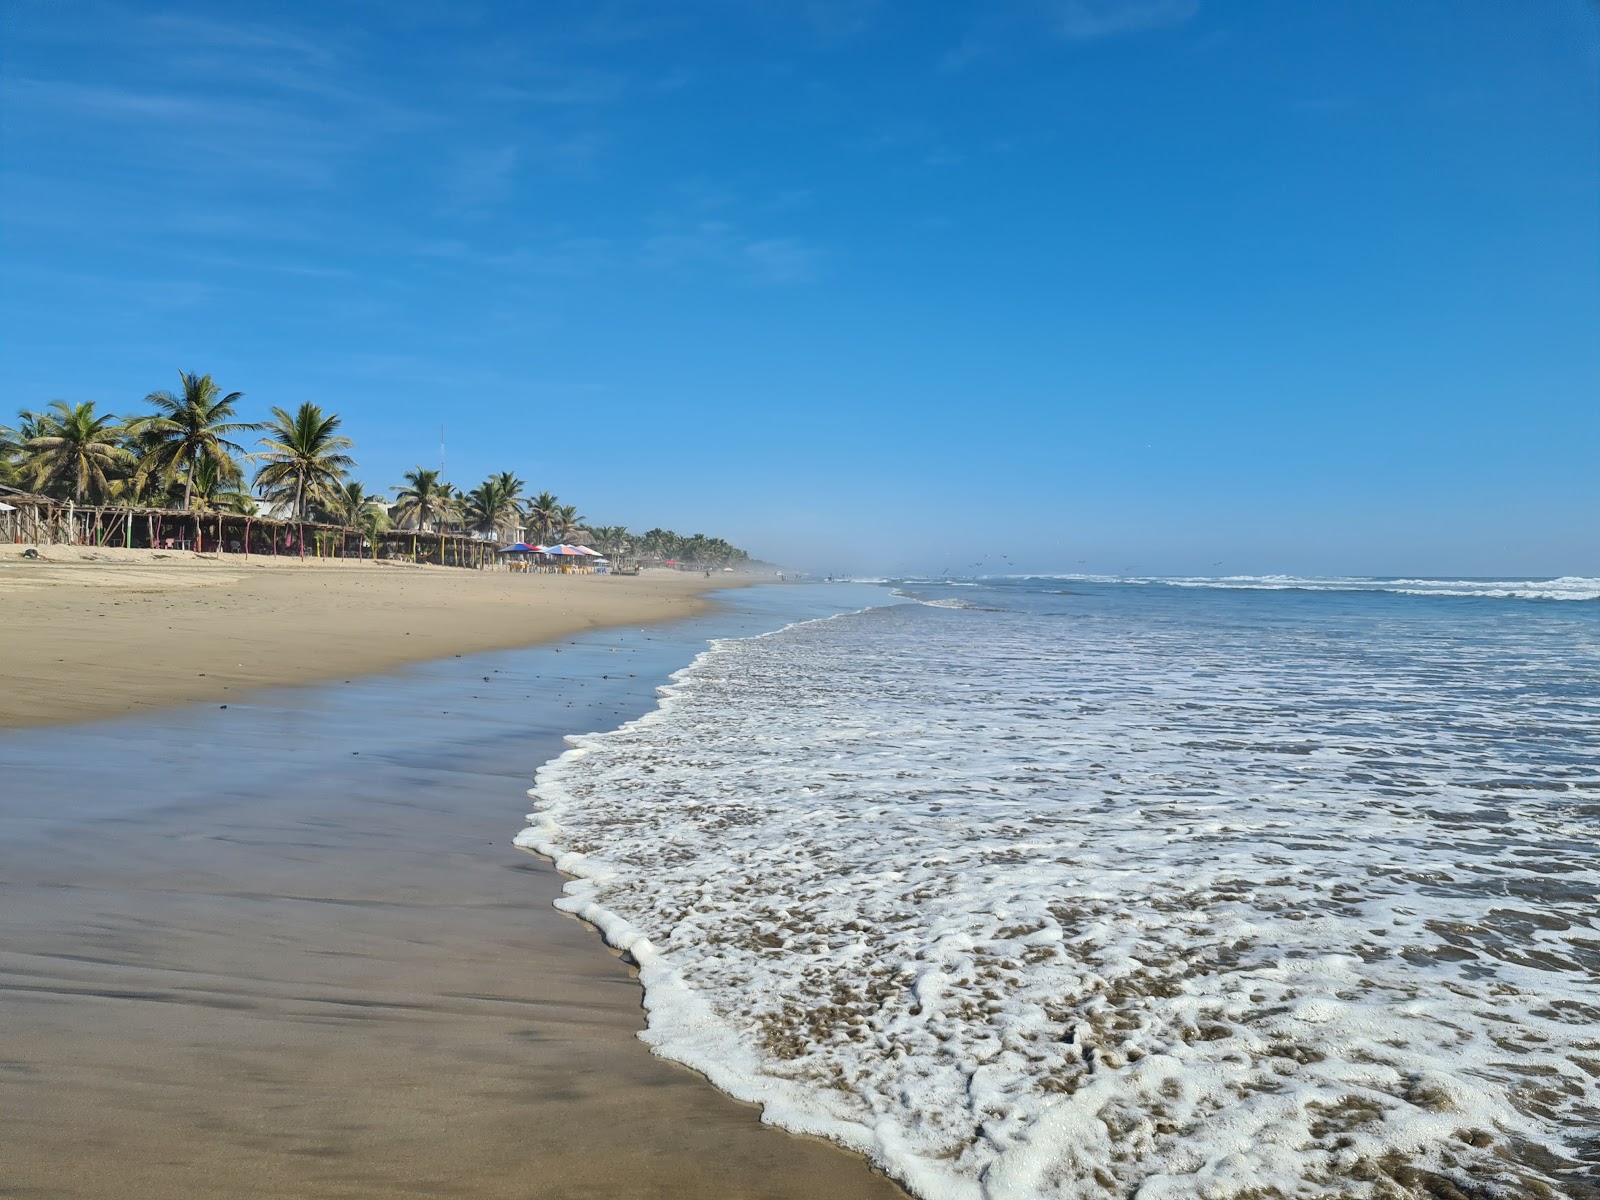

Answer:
[0,484,498,568]
[497,543,608,574]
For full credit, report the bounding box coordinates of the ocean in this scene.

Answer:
[517,576,1600,1200]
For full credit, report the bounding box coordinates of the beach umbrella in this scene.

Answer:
[498,542,538,553]
[575,545,602,556]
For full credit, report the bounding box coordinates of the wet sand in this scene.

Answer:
[0,589,906,1199]
[0,547,737,728]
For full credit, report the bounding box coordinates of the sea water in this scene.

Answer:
[516,577,1600,1199]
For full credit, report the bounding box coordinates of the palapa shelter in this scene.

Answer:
[0,485,497,568]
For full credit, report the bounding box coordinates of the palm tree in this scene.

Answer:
[317,480,390,557]
[251,403,356,520]
[0,420,22,486]
[436,482,464,532]
[638,527,678,563]
[391,467,452,531]
[189,455,255,514]
[587,524,631,560]
[355,499,391,556]
[136,372,255,510]
[317,480,385,527]
[466,475,522,540]
[22,400,135,502]
[552,503,585,544]
[526,490,560,543]
[492,471,524,516]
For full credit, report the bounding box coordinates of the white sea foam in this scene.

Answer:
[891,588,986,610]
[518,599,1600,1199]
[1001,575,1600,602]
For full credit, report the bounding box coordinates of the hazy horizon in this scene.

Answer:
[4,1,1596,576]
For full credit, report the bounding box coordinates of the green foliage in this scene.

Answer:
[466,473,523,539]
[189,454,256,514]
[252,403,356,521]
[315,480,385,528]
[632,527,749,566]
[5,379,754,563]
[20,400,136,503]
[526,490,560,542]
[135,372,254,510]
[553,503,585,543]
[0,420,22,486]
[391,466,453,531]
[586,524,632,559]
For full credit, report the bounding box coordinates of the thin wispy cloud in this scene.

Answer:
[743,237,819,284]
[442,145,521,212]
[176,252,355,281]
[798,0,884,38]
[5,4,432,192]
[6,78,353,185]
[410,235,619,279]
[485,68,630,106]
[138,12,335,64]
[1053,0,1199,40]
[642,221,820,285]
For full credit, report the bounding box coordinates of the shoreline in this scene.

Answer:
[0,548,751,729]
[0,582,906,1199]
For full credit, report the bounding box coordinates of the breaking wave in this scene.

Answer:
[1002,575,1600,602]
[517,591,1599,1199]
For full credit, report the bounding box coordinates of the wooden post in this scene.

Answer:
[299,523,305,559]
[245,517,251,558]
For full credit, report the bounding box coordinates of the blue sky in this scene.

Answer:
[3,0,1596,575]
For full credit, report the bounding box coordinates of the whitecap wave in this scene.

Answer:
[1005,574,1600,601]
[890,589,986,610]
[517,601,1599,1199]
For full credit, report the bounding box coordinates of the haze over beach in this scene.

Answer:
[2,3,1598,1200]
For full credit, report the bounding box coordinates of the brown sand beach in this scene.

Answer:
[0,557,906,1199]
[0,546,727,728]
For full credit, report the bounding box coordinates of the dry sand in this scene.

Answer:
[0,545,731,727]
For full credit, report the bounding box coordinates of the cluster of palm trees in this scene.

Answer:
[626,528,749,567]
[386,469,582,546]
[1,372,753,566]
